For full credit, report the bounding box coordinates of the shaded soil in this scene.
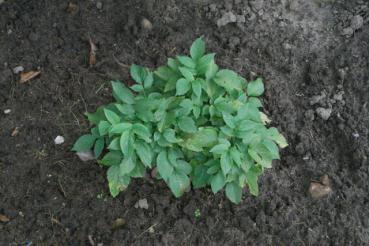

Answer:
[1,0,369,245]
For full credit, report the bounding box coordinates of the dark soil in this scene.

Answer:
[1,0,369,245]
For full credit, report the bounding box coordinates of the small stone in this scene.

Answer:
[141,18,153,30]
[351,15,363,30]
[236,15,246,23]
[134,198,149,209]
[54,135,65,145]
[13,66,24,74]
[333,91,344,101]
[112,218,126,230]
[96,1,102,9]
[309,181,332,199]
[4,109,11,114]
[76,150,95,162]
[352,132,360,138]
[217,12,237,27]
[309,93,326,105]
[209,4,217,12]
[341,27,353,36]
[304,109,315,121]
[316,107,332,121]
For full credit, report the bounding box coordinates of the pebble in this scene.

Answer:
[316,107,332,121]
[351,15,363,30]
[54,135,65,145]
[341,27,353,36]
[141,18,153,30]
[76,150,95,161]
[352,133,360,138]
[236,15,246,23]
[13,66,24,74]
[304,109,315,121]
[309,93,326,105]
[4,109,11,114]
[134,198,149,209]
[217,11,237,27]
[96,1,102,9]
[309,175,332,199]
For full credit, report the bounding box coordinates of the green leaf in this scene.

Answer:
[163,128,182,143]
[237,103,261,123]
[266,127,288,148]
[155,66,178,82]
[157,150,173,180]
[225,182,242,204]
[197,53,215,75]
[262,139,280,159]
[213,69,243,92]
[98,121,111,136]
[184,127,218,152]
[85,106,106,125]
[107,138,120,150]
[222,113,235,129]
[192,79,202,98]
[110,123,132,134]
[135,141,153,168]
[104,108,120,125]
[111,81,134,104]
[130,84,144,92]
[248,97,263,108]
[132,123,151,143]
[120,130,134,157]
[210,172,226,193]
[144,72,154,89]
[98,151,122,166]
[173,160,192,175]
[248,147,272,168]
[178,116,197,133]
[192,165,210,188]
[190,37,205,61]
[207,165,220,175]
[169,172,190,198]
[205,60,219,81]
[210,143,230,154]
[107,165,130,197]
[177,56,196,69]
[94,138,104,158]
[120,156,136,174]
[247,78,264,97]
[176,78,191,96]
[130,64,146,84]
[230,147,242,167]
[115,104,135,117]
[167,58,179,71]
[72,134,96,151]
[178,67,194,81]
[220,152,232,175]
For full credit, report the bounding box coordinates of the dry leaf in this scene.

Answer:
[0,214,10,223]
[89,38,97,66]
[66,2,79,13]
[20,70,41,83]
[11,127,19,137]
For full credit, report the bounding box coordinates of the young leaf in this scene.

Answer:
[178,67,194,81]
[176,78,191,95]
[108,138,120,150]
[157,150,174,180]
[169,172,190,197]
[111,81,134,104]
[247,78,264,97]
[197,53,215,75]
[98,121,111,136]
[72,134,96,151]
[130,64,146,84]
[94,138,104,158]
[163,128,182,143]
[220,152,232,175]
[104,108,120,125]
[222,112,235,129]
[120,130,134,157]
[133,123,151,143]
[213,69,243,92]
[192,79,202,98]
[230,147,242,166]
[135,141,153,168]
[225,182,242,204]
[177,56,196,69]
[130,84,144,92]
[110,123,132,134]
[98,151,122,166]
[144,71,154,89]
[178,116,197,133]
[210,172,226,193]
[190,37,205,61]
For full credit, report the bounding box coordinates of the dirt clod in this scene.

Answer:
[0,214,10,223]
[112,218,126,230]
[66,3,78,14]
[217,12,237,27]
[309,175,332,199]
[316,107,332,121]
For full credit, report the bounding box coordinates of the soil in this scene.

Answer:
[1,0,368,245]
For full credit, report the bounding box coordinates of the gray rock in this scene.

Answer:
[351,15,363,30]
[134,198,149,209]
[13,65,24,74]
[309,93,326,105]
[316,107,332,120]
[342,27,353,36]
[236,15,246,23]
[217,12,237,27]
[96,1,102,9]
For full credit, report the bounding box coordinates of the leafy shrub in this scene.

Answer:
[72,38,287,203]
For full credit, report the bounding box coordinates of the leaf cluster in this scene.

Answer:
[72,38,288,203]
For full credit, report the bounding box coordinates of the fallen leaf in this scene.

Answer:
[0,214,10,223]
[20,70,41,83]
[320,174,331,186]
[89,38,97,66]
[112,218,126,230]
[11,127,19,137]
[66,2,79,13]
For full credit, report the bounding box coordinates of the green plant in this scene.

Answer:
[72,37,287,204]
[194,208,201,219]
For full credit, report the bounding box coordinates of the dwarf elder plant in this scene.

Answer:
[72,38,287,204]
